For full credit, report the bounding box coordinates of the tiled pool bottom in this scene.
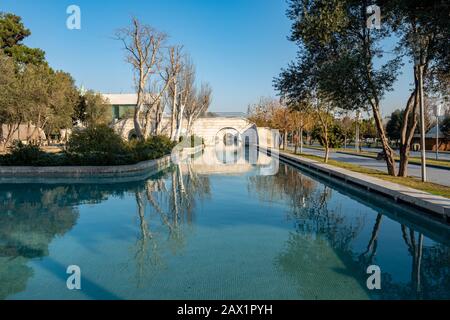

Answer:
[1,152,449,300]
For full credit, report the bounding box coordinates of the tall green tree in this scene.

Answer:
[0,52,20,150]
[381,0,449,176]
[275,0,401,175]
[386,109,404,142]
[19,65,78,143]
[73,90,112,127]
[0,12,46,65]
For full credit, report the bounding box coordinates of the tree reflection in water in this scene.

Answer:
[1,159,449,299]
[249,163,450,299]
[0,162,211,297]
[378,226,450,300]
[0,185,80,299]
[132,161,211,287]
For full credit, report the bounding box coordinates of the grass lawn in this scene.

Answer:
[286,150,450,199]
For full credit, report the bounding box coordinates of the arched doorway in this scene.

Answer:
[215,127,242,147]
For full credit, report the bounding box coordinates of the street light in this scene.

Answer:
[355,110,361,153]
[415,53,427,182]
[435,103,442,161]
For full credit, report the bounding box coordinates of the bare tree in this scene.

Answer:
[175,58,196,140]
[116,18,167,140]
[143,74,171,137]
[184,83,212,135]
[163,46,184,141]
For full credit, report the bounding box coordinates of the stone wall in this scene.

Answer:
[0,155,172,179]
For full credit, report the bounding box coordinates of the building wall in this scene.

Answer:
[112,117,266,147]
[1,124,46,142]
[412,138,450,151]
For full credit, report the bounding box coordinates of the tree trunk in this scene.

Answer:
[134,73,146,140]
[294,130,298,154]
[186,116,193,136]
[170,85,178,141]
[154,106,161,136]
[323,128,330,163]
[399,70,420,177]
[300,127,304,154]
[372,104,396,176]
[174,104,184,142]
[143,109,152,139]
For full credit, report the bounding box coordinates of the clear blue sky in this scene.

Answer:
[1,0,412,115]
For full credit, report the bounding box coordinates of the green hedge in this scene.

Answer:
[0,126,177,166]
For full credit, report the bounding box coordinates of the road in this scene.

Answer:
[287,146,450,187]
[343,146,450,161]
[304,144,450,161]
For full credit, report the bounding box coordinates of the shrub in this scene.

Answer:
[67,125,126,155]
[127,135,176,163]
[0,141,48,166]
[0,128,176,167]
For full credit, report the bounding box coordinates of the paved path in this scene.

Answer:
[288,146,450,187]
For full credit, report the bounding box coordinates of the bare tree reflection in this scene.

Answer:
[131,161,210,286]
[248,163,317,216]
[401,226,424,298]
[359,213,383,266]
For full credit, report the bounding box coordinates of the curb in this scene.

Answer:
[0,155,172,179]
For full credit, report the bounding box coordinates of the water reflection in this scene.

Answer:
[0,185,80,299]
[250,163,450,299]
[131,162,211,286]
[0,149,449,299]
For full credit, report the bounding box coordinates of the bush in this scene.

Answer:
[6,141,44,163]
[0,127,176,166]
[127,135,176,163]
[0,141,53,166]
[67,125,126,155]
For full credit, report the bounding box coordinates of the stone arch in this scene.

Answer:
[215,127,242,147]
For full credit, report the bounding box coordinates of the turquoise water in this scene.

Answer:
[0,149,449,300]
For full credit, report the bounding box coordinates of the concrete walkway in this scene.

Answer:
[288,146,450,187]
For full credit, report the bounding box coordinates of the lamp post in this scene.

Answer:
[355,110,361,153]
[435,103,441,161]
[417,61,427,182]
